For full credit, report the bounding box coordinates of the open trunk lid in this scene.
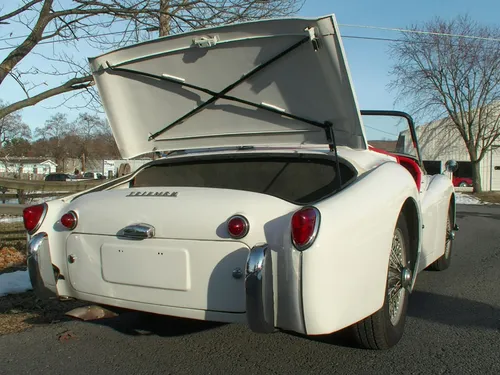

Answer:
[88,14,367,159]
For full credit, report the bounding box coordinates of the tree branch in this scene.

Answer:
[0,0,53,84]
[0,0,43,23]
[0,75,94,119]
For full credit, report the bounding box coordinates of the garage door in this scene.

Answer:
[492,151,500,191]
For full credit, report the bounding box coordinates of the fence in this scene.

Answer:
[0,176,105,207]
[0,204,27,215]
[0,172,46,180]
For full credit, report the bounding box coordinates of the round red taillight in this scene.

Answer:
[227,215,249,239]
[61,211,78,230]
[291,207,320,251]
[23,203,48,234]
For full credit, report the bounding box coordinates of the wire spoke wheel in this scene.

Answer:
[428,204,454,272]
[444,215,452,257]
[352,213,411,350]
[388,228,407,326]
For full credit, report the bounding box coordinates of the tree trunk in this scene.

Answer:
[471,160,482,193]
[81,152,86,172]
[17,189,25,204]
[56,158,63,172]
[159,0,170,37]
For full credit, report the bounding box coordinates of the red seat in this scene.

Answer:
[368,146,422,190]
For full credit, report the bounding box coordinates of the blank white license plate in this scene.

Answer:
[101,243,190,291]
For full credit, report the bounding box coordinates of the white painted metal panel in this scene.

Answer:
[101,243,190,291]
[66,234,249,313]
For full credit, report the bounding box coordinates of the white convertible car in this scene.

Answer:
[24,14,459,349]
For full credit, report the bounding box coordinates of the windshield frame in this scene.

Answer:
[360,110,424,168]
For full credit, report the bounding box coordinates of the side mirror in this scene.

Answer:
[444,160,458,173]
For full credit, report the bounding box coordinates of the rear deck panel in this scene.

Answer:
[66,234,249,312]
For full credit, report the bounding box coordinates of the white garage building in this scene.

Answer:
[398,117,500,191]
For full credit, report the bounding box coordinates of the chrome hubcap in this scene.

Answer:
[388,228,408,326]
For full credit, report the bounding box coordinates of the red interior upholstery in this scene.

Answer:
[368,145,422,190]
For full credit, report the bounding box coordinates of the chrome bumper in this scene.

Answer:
[245,244,275,333]
[27,232,58,299]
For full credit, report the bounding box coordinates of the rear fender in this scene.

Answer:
[419,173,455,268]
[301,161,421,335]
[27,199,77,298]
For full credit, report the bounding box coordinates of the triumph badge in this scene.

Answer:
[126,191,178,197]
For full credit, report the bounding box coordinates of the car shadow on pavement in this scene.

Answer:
[281,289,499,348]
[71,290,499,343]
[85,311,227,337]
[283,327,361,349]
[407,291,499,331]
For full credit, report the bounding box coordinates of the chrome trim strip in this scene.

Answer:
[27,232,58,299]
[120,223,156,239]
[245,243,275,333]
[292,206,321,251]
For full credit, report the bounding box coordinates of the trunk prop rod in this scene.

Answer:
[104,34,342,189]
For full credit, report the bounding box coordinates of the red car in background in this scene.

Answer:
[453,176,473,187]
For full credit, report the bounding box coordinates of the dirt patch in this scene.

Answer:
[0,221,89,335]
[0,220,27,274]
[0,222,26,255]
[0,291,88,335]
[473,192,500,204]
[0,247,27,273]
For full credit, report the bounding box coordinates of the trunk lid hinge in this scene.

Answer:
[305,27,321,51]
[192,35,220,48]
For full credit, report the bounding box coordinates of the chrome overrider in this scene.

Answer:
[245,243,275,333]
[27,232,58,299]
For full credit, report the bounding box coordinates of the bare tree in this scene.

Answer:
[3,138,32,157]
[389,15,500,192]
[70,112,108,170]
[0,100,31,150]
[34,112,71,170]
[0,0,305,121]
[0,99,31,179]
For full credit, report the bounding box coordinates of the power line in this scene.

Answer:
[339,23,500,42]
[342,35,408,43]
[0,17,134,42]
[364,124,398,137]
[0,28,152,51]
[1,19,500,46]
[0,29,469,53]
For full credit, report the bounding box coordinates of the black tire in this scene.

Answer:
[459,182,467,187]
[351,213,411,350]
[427,206,453,271]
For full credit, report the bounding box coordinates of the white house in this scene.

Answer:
[102,158,152,178]
[0,157,57,176]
